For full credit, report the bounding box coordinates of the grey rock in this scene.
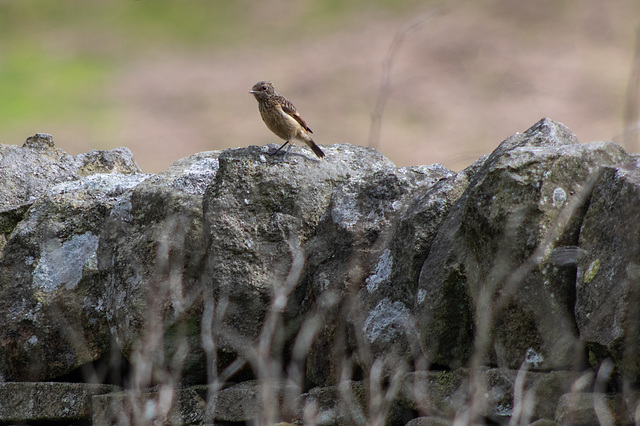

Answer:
[212,379,301,422]
[0,382,117,422]
[295,380,368,425]
[400,369,472,418]
[528,420,556,426]
[415,118,631,370]
[201,144,394,371]
[575,165,640,379]
[2,121,640,425]
[303,162,456,384]
[0,173,148,381]
[92,386,204,425]
[400,368,585,423]
[0,135,146,381]
[0,133,140,211]
[93,379,300,424]
[98,151,219,385]
[404,417,451,426]
[344,163,478,381]
[554,392,631,425]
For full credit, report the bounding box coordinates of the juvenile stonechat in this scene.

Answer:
[250,81,325,159]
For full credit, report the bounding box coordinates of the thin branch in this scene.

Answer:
[368,10,441,150]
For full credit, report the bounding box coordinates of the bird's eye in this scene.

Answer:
[261,85,267,91]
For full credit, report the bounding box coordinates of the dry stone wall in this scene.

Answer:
[0,120,639,424]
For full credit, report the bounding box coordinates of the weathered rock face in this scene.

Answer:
[0,120,639,424]
[0,135,144,381]
[575,164,640,377]
[201,144,395,375]
[415,119,632,371]
[303,163,464,384]
[98,150,220,385]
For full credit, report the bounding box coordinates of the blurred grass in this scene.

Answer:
[0,0,423,146]
[0,45,109,122]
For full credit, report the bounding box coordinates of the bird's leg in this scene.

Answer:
[269,140,290,156]
[281,143,293,161]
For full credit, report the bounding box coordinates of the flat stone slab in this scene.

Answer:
[0,382,118,422]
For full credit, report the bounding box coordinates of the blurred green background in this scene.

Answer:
[0,0,638,172]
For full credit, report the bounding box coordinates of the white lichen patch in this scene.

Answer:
[51,173,148,197]
[417,288,427,305]
[552,187,566,208]
[365,249,392,292]
[331,185,361,229]
[33,232,100,293]
[524,348,544,368]
[364,298,411,344]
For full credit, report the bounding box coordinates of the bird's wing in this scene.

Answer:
[281,99,313,133]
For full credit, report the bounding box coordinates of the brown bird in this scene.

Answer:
[250,81,325,159]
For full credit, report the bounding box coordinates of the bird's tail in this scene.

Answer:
[306,138,325,159]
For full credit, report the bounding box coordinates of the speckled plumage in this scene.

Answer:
[250,81,325,159]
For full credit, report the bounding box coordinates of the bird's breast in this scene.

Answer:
[260,104,300,140]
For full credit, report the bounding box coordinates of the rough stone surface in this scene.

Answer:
[98,151,219,385]
[303,163,457,384]
[92,386,204,425]
[295,380,368,425]
[554,392,632,425]
[201,144,394,366]
[0,133,140,211]
[404,417,451,426]
[399,368,585,423]
[93,380,300,424]
[575,164,640,379]
[0,134,145,381]
[528,420,556,426]
[212,379,301,422]
[415,118,631,370]
[0,121,639,424]
[0,382,117,422]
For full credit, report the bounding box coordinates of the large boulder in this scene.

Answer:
[0,134,143,381]
[415,118,632,370]
[301,163,464,385]
[201,144,394,377]
[98,151,220,385]
[575,163,640,380]
[0,382,117,423]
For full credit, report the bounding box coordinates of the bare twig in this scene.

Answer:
[368,10,441,150]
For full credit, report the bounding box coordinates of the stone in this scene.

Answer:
[0,135,145,381]
[201,144,394,376]
[212,379,301,422]
[400,368,587,423]
[404,417,451,426]
[98,151,220,385]
[1,122,639,425]
[527,420,556,426]
[303,163,456,384]
[0,133,140,211]
[575,164,640,380]
[0,382,117,423]
[92,386,203,425]
[93,379,300,424]
[554,392,631,425]
[295,380,368,425]
[415,118,631,370]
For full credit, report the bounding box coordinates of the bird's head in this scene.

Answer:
[250,81,276,100]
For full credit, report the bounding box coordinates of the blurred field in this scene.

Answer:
[0,0,638,173]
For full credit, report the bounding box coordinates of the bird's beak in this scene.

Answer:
[249,90,257,94]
